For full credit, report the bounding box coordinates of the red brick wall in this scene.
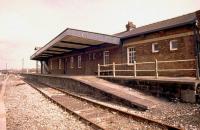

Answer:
[122,27,196,77]
[47,26,197,77]
[47,44,120,75]
[62,44,121,75]
[48,57,64,74]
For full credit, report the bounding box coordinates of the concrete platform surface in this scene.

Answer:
[72,76,158,108]
[100,76,199,103]
[100,76,200,84]
[23,74,200,104]
[27,74,159,109]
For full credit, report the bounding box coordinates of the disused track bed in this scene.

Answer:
[25,79,181,130]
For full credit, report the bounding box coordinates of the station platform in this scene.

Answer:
[22,74,173,110]
[71,76,157,109]
[100,76,199,103]
[22,74,200,109]
[100,76,200,84]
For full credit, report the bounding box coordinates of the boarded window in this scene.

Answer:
[93,53,96,60]
[70,57,74,68]
[88,53,91,60]
[50,59,53,70]
[78,55,81,68]
[58,59,62,69]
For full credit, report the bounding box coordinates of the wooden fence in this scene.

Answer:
[97,59,197,79]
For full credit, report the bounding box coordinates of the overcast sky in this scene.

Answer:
[0,0,200,70]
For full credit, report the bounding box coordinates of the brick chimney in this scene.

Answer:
[34,46,41,51]
[126,21,136,31]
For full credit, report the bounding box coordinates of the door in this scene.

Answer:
[64,58,67,74]
[85,53,93,75]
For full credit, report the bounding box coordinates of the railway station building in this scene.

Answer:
[31,10,200,78]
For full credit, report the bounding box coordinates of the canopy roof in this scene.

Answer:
[31,28,121,60]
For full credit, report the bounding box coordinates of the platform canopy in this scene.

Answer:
[31,28,121,60]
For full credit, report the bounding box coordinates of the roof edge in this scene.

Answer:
[31,28,121,60]
[121,19,196,40]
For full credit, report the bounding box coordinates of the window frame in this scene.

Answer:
[78,55,82,68]
[152,43,159,53]
[70,56,74,69]
[88,53,91,61]
[50,59,53,70]
[58,58,62,69]
[127,47,136,64]
[170,40,178,51]
[93,53,96,60]
[103,51,109,65]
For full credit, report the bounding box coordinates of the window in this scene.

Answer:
[70,56,74,68]
[78,55,81,68]
[103,51,109,65]
[170,40,178,51]
[58,59,62,69]
[127,47,135,64]
[88,53,91,61]
[152,43,159,53]
[50,60,53,70]
[93,53,96,60]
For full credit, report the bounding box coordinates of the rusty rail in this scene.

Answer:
[24,79,182,130]
[25,80,103,130]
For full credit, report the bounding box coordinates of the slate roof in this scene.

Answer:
[117,12,197,39]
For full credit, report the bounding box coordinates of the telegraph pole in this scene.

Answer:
[6,63,7,74]
[22,58,24,73]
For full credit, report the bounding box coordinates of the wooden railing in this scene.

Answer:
[97,59,197,79]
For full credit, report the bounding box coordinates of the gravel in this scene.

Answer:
[5,74,200,130]
[142,102,200,130]
[89,93,200,130]
[122,87,200,130]
[61,82,200,130]
[33,83,167,130]
[0,74,5,87]
[5,75,94,130]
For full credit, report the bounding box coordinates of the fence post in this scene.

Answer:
[155,59,158,79]
[113,62,116,77]
[134,61,137,78]
[98,64,100,77]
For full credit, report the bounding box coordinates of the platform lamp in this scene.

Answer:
[34,46,41,73]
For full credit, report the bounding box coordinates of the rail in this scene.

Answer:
[97,59,197,79]
[25,79,181,130]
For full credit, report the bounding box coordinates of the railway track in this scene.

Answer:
[24,79,181,130]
